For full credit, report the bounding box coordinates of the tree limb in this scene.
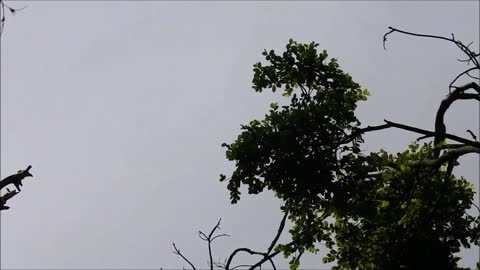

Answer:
[342,120,480,148]
[411,145,480,168]
[172,242,197,270]
[267,210,289,254]
[0,188,19,210]
[383,26,480,68]
[225,210,291,270]
[198,218,229,270]
[434,83,480,157]
[0,165,33,192]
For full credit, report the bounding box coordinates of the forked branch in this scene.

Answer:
[198,218,230,270]
[225,211,289,270]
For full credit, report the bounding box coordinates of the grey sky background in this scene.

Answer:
[0,1,478,269]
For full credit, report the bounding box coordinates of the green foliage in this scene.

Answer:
[220,40,479,270]
[220,40,366,206]
[330,142,479,269]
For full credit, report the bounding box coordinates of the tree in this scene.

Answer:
[213,27,479,270]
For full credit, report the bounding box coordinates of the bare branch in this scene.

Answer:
[198,218,228,270]
[199,231,208,241]
[471,202,480,213]
[451,81,480,94]
[225,210,293,270]
[434,83,480,157]
[225,248,267,270]
[267,210,289,254]
[0,0,28,37]
[386,120,480,148]
[0,188,19,210]
[384,26,454,50]
[0,165,33,192]
[449,67,479,91]
[342,120,480,149]
[466,130,478,141]
[383,26,479,67]
[247,242,295,270]
[172,242,197,270]
[231,264,254,270]
[211,234,230,242]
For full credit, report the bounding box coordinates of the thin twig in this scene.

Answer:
[466,130,478,141]
[172,243,197,270]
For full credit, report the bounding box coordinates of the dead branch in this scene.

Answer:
[172,242,197,270]
[383,26,480,94]
[198,218,230,270]
[383,26,479,67]
[341,120,480,149]
[0,165,33,192]
[466,130,477,141]
[0,0,28,37]
[433,83,480,157]
[225,211,290,270]
[0,188,19,210]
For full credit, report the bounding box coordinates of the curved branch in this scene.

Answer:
[383,26,479,68]
[449,67,480,91]
[466,130,477,141]
[231,264,254,270]
[434,82,480,157]
[225,248,267,270]
[172,242,197,270]
[225,210,292,270]
[411,145,480,168]
[247,243,294,270]
[211,234,230,242]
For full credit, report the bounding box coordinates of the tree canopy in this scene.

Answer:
[219,27,480,270]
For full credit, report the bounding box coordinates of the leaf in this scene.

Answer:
[270,102,279,110]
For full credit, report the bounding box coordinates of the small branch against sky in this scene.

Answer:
[225,211,290,270]
[0,165,34,211]
[198,218,230,270]
[173,218,230,270]
[0,0,28,37]
[383,26,480,93]
[172,242,197,270]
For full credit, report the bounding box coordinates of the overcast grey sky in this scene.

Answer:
[1,1,479,269]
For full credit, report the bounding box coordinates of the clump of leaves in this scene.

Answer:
[330,142,479,269]
[220,40,368,209]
